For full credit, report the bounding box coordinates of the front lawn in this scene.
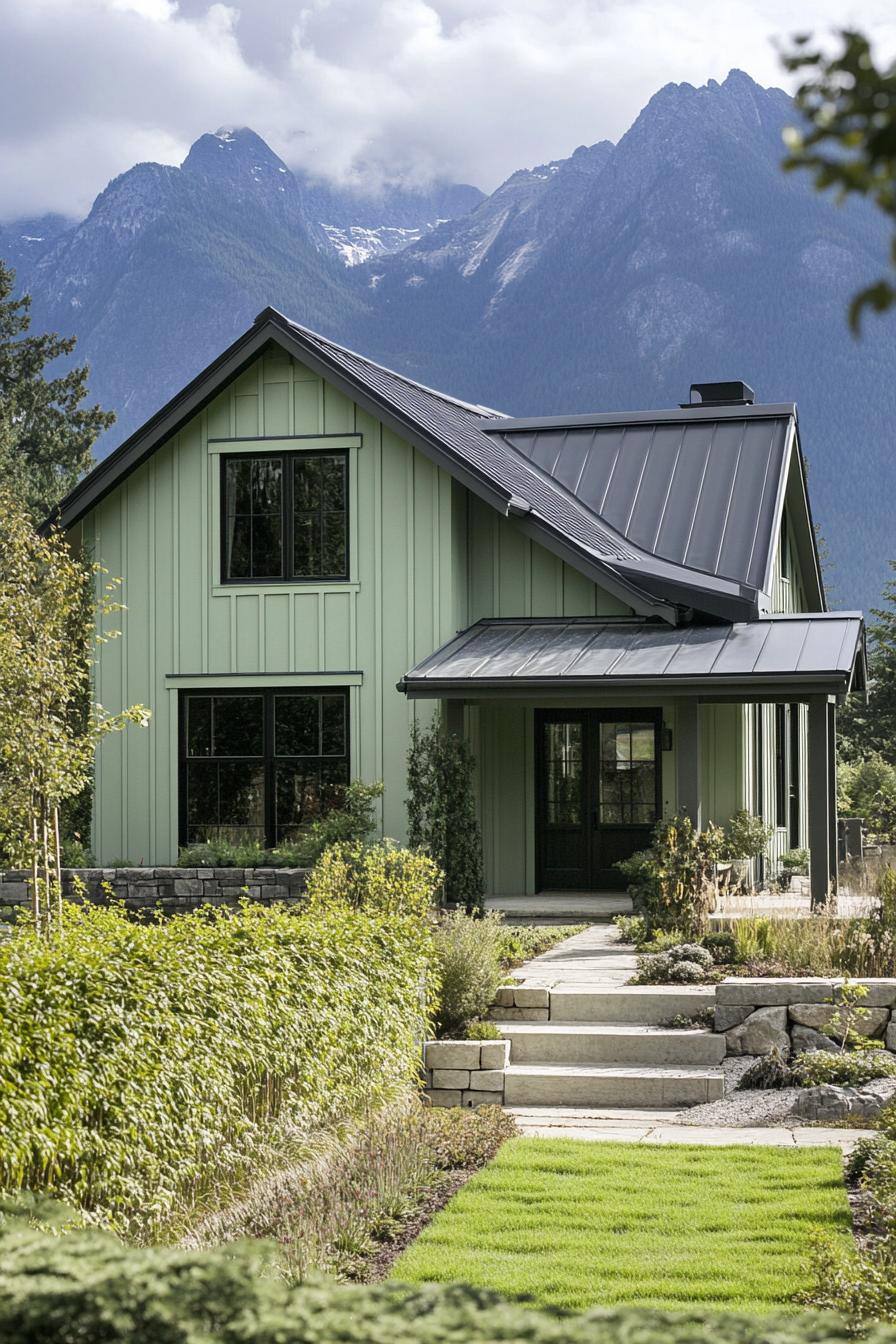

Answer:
[392,1138,852,1313]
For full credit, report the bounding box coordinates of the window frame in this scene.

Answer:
[178,686,351,849]
[219,448,350,585]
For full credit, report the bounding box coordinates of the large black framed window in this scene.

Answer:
[221,450,349,583]
[180,688,350,848]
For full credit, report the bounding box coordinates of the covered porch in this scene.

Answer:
[399,615,867,909]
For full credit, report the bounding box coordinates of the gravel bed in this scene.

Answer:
[677,1086,804,1128]
[675,1057,805,1128]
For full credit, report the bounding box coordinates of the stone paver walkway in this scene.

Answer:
[507,1106,867,1150]
[510,922,637,989]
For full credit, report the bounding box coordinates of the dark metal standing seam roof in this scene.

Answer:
[494,415,791,593]
[398,615,867,699]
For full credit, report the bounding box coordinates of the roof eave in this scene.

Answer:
[399,672,855,700]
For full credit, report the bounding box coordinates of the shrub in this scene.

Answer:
[723,810,774,861]
[701,930,738,964]
[631,943,718,985]
[736,1049,795,1091]
[176,782,384,869]
[0,1209,884,1344]
[407,720,484,914]
[0,884,433,1237]
[657,1007,715,1029]
[432,911,504,1037]
[463,1019,502,1040]
[839,754,896,841]
[791,1050,896,1088]
[780,848,810,878]
[613,913,647,944]
[304,840,441,920]
[616,816,726,938]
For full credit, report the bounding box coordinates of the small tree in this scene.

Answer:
[406,718,484,915]
[0,486,148,934]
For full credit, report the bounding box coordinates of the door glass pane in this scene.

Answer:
[599,722,657,825]
[544,721,583,826]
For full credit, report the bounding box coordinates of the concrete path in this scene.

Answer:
[510,922,638,989]
[507,1106,867,1150]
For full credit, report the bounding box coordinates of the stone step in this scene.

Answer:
[504,1062,725,1109]
[548,986,716,1024]
[497,1022,726,1066]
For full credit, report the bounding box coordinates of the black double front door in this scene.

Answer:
[536,709,662,891]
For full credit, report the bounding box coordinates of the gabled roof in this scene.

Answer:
[488,411,794,596]
[47,308,823,624]
[399,614,866,701]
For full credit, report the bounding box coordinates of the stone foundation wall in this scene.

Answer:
[422,1039,510,1108]
[716,978,896,1056]
[0,867,308,920]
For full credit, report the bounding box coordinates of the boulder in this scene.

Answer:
[791,1084,855,1122]
[888,1021,896,1052]
[791,1076,896,1123]
[715,1004,752,1032]
[791,1025,839,1055]
[788,1002,889,1038]
[725,1006,790,1057]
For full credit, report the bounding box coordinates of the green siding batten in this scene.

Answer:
[86,352,456,863]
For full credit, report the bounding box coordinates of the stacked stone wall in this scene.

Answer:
[0,867,307,922]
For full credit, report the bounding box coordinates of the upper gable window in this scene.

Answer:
[222,450,348,583]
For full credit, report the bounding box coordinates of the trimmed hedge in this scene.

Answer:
[0,1212,882,1344]
[0,888,434,1233]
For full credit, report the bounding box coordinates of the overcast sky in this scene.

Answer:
[2,0,896,221]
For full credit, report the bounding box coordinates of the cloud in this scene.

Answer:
[2,0,896,219]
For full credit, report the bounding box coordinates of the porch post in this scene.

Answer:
[828,701,838,889]
[808,694,834,908]
[676,699,702,829]
[443,699,464,737]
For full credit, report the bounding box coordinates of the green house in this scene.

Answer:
[51,310,866,906]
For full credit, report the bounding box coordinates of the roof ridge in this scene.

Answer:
[275,310,508,420]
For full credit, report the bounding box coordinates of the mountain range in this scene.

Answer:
[4,70,895,613]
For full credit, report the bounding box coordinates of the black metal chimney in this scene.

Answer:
[686,380,756,407]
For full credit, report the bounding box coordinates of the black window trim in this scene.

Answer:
[178,685,351,849]
[219,447,350,585]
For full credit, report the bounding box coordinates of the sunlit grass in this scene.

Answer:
[392,1138,851,1313]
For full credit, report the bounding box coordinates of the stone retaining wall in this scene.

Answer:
[486,985,549,1020]
[716,978,896,1056]
[0,867,308,920]
[422,1039,510,1108]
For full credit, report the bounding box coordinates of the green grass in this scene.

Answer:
[392,1139,852,1313]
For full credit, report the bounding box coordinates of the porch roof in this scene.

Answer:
[397,614,866,701]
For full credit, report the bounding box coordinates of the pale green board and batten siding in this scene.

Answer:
[82,347,809,890]
[85,351,459,863]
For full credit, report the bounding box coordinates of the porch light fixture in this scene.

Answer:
[661,723,673,752]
